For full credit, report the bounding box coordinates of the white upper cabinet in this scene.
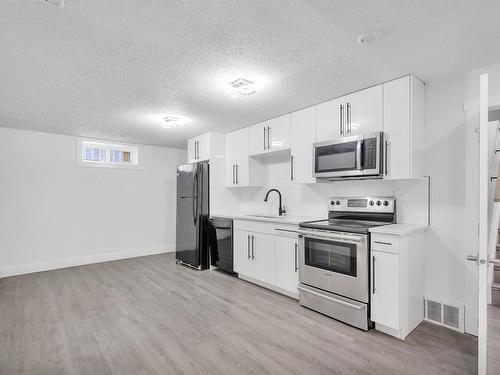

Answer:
[187,132,220,163]
[290,106,316,183]
[226,128,262,187]
[345,85,383,136]
[383,75,424,180]
[315,96,345,142]
[248,114,291,156]
[316,85,382,142]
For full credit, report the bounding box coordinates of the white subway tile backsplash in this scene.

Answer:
[238,153,429,225]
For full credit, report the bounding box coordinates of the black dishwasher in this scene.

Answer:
[208,217,234,273]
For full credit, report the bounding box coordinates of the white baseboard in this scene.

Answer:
[0,245,175,278]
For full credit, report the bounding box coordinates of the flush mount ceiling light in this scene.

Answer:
[358,30,382,44]
[162,116,181,129]
[228,78,257,98]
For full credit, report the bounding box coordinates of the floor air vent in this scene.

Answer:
[424,297,464,332]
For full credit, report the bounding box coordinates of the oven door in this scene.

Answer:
[298,229,369,303]
[313,136,363,178]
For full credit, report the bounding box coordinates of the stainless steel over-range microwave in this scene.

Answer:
[313,131,385,179]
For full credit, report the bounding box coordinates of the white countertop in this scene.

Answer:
[369,224,428,236]
[210,213,323,225]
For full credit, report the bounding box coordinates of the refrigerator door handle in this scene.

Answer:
[192,167,198,225]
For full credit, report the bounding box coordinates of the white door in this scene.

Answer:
[275,236,299,294]
[467,74,489,375]
[267,114,291,152]
[290,106,316,184]
[251,232,276,285]
[234,127,249,186]
[248,122,266,156]
[233,230,251,275]
[187,137,197,163]
[345,85,383,136]
[316,96,345,142]
[371,250,400,330]
[383,77,410,179]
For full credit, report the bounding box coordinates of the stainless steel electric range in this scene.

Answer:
[297,196,395,330]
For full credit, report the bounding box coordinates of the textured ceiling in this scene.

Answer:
[1,0,500,148]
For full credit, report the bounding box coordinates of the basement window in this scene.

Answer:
[76,138,141,169]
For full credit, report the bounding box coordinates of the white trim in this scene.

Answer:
[75,137,144,170]
[464,93,500,112]
[0,245,174,278]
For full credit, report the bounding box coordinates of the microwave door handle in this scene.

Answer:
[356,140,362,170]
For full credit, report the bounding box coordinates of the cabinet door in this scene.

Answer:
[345,85,383,136]
[251,232,276,285]
[275,236,299,294]
[248,122,267,156]
[267,114,290,152]
[383,77,410,180]
[233,230,251,275]
[225,128,249,187]
[187,137,197,163]
[371,250,400,330]
[196,133,210,162]
[291,107,316,183]
[315,96,345,142]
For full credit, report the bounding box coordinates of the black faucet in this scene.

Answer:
[264,189,286,216]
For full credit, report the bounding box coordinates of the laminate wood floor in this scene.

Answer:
[0,253,478,375]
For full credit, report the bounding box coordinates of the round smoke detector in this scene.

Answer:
[358,30,382,44]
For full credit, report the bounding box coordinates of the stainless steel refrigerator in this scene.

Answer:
[175,161,209,270]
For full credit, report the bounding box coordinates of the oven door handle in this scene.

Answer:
[298,231,365,243]
[297,285,365,311]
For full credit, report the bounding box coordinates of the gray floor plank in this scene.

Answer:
[0,253,481,375]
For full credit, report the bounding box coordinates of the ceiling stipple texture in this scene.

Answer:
[2,0,500,147]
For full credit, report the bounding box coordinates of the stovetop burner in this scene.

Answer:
[299,196,396,234]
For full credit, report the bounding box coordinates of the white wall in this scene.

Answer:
[0,127,185,277]
[423,74,468,311]
[235,152,428,224]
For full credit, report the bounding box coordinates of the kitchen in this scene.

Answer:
[1,1,500,374]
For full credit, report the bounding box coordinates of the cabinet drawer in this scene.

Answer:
[274,224,299,238]
[233,220,275,235]
[371,234,399,254]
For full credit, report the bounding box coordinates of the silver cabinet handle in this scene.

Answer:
[251,235,255,259]
[290,155,294,181]
[294,242,298,272]
[346,102,351,135]
[297,285,365,311]
[385,141,389,175]
[372,255,376,294]
[263,127,267,150]
[374,240,392,246]
[247,235,251,259]
[267,126,271,149]
[339,104,344,135]
[232,164,235,184]
[356,140,362,170]
[235,164,238,184]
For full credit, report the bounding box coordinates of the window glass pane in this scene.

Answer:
[110,150,131,163]
[83,147,106,162]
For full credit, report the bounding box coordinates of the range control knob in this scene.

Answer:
[383,200,390,206]
[336,200,341,205]
[330,200,335,205]
[376,200,382,206]
[369,200,374,206]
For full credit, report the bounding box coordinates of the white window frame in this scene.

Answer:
[75,137,143,170]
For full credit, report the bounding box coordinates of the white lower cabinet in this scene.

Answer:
[370,230,425,340]
[233,228,275,286]
[371,250,400,330]
[233,220,298,298]
[275,235,299,295]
